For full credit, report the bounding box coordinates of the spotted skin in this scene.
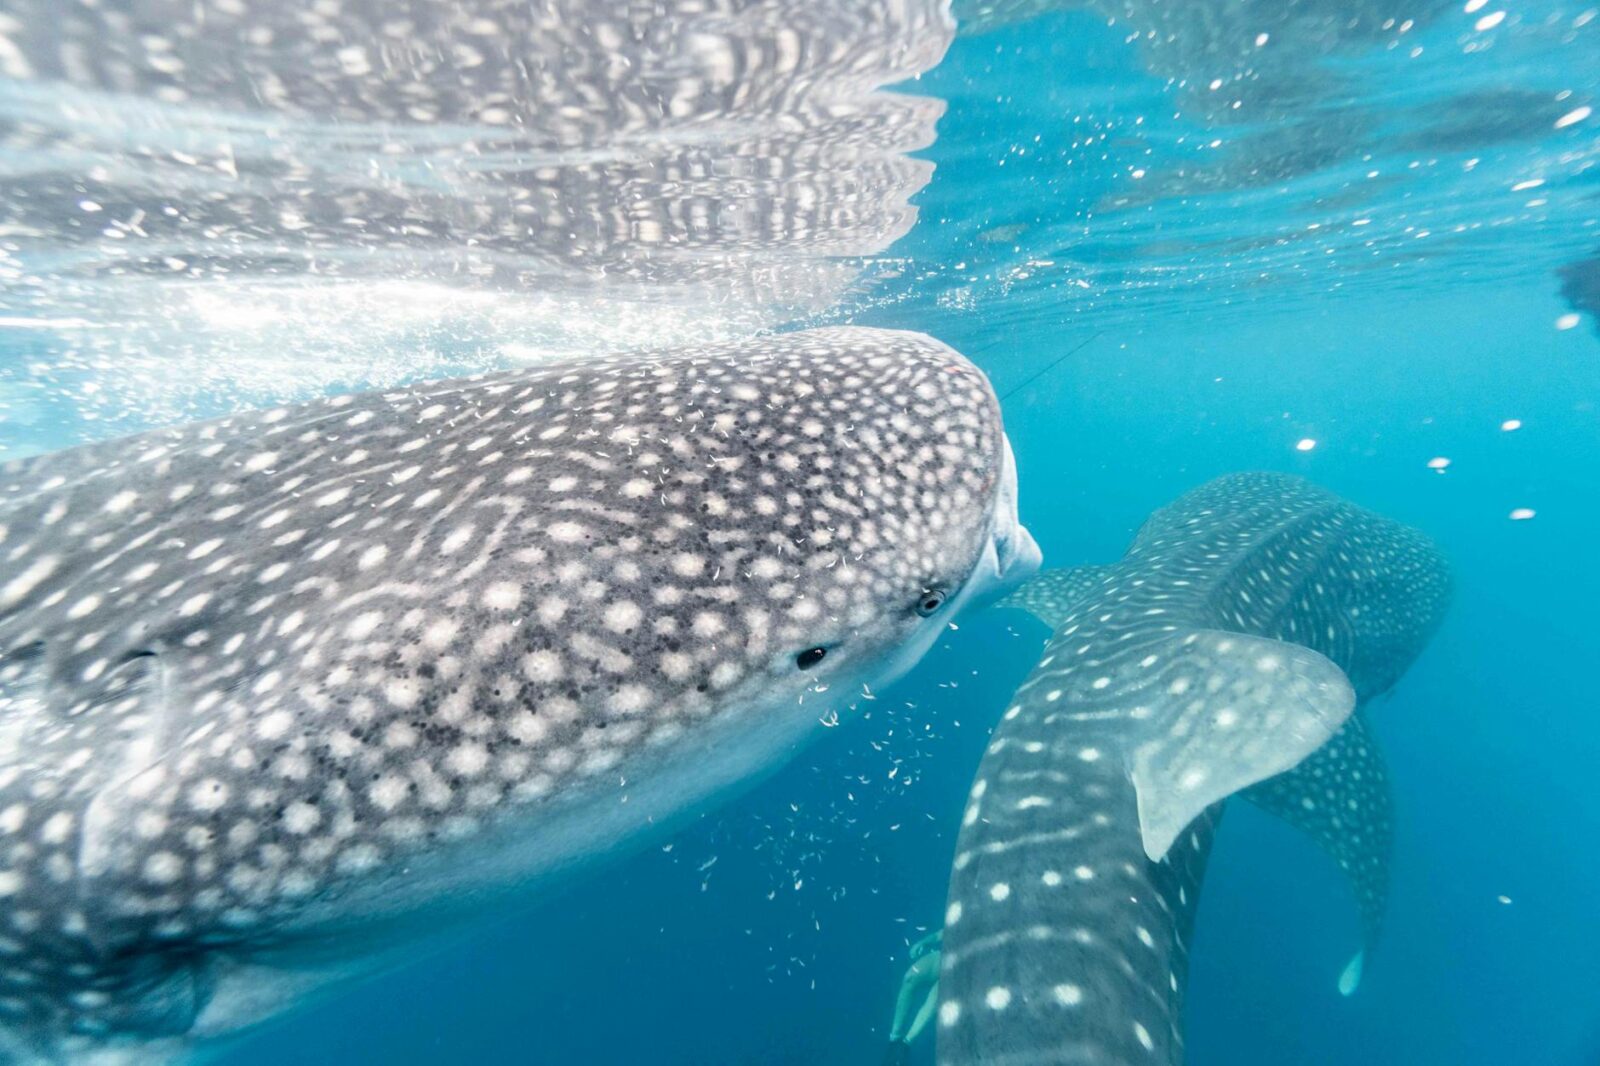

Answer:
[939,762,1218,1065]
[939,473,1448,1065]
[0,326,1038,1061]
[995,566,1111,629]
[1000,566,1398,979]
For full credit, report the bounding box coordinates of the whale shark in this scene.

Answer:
[999,567,1404,993]
[1239,696,1392,994]
[938,472,1448,1065]
[0,326,1039,1062]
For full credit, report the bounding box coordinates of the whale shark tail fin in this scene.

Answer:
[1242,709,1394,995]
[996,564,1113,631]
[1338,949,1366,996]
[1124,628,1357,862]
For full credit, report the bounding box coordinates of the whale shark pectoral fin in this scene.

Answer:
[995,564,1113,630]
[1128,629,1357,862]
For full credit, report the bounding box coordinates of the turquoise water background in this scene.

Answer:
[3,1,1598,1063]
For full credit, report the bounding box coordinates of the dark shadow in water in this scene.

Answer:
[1559,252,1600,339]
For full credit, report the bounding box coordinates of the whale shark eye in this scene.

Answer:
[795,647,828,669]
[915,589,948,616]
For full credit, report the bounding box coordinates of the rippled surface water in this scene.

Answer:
[1,0,1598,1063]
[0,0,950,439]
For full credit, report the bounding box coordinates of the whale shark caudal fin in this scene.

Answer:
[1241,708,1393,994]
[995,564,1113,630]
[1338,950,1366,997]
[1097,628,1358,862]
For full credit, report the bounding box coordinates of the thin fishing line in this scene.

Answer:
[999,331,1101,402]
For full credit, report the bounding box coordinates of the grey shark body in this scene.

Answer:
[939,473,1448,1065]
[999,568,1402,991]
[0,326,1038,1061]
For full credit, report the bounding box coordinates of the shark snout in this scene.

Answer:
[995,518,1042,591]
[989,433,1040,594]
[958,433,1040,612]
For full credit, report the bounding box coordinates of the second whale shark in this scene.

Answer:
[938,472,1448,1065]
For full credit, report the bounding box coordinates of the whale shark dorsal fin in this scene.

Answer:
[996,564,1113,630]
[1128,629,1357,862]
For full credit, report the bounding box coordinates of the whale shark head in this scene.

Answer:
[0,325,1036,1053]
[789,414,1041,704]
[603,328,1040,748]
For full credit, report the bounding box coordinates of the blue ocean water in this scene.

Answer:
[0,1,1597,1064]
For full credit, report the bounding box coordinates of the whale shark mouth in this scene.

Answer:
[974,433,1042,608]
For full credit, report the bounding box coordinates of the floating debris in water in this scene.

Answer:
[1497,895,1514,905]
[1556,313,1580,330]
[1509,508,1537,520]
[1501,419,1523,431]
[1554,105,1593,129]
[1428,457,1451,471]
[1296,438,1318,451]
